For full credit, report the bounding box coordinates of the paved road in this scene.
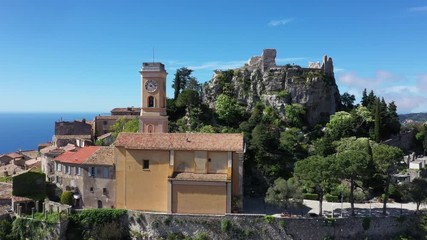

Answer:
[303,199,425,217]
[243,198,426,217]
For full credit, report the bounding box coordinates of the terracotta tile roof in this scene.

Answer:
[0,182,12,200]
[7,153,23,159]
[55,146,101,164]
[115,133,244,152]
[83,147,114,166]
[171,173,228,182]
[40,145,58,154]
[111,107,141,113]
[95,115,136,120]
[25,158,41,167]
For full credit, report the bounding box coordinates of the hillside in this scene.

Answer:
[399,112,427,123]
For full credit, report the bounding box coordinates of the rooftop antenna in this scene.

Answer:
[152,47,155,63]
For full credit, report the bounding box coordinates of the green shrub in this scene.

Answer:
[354,191,367,203]
[194,232,209,240]
[264,215,274,224]
[221,219,231,232]
[277,90,289,100]
[67,208,128,239]
[60,191,73,205]
[0,219,12,240]
[12,171,46,200]
[304,193,319,200]
[325,194,339,202]
[389,184,403,202]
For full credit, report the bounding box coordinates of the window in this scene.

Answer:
[88,167,96,177]
[103,188,108,195]
[147,125,154,133]
[90,187,94,192]
[56,162,62,172]
[103,167,109,178]
[103,121,107,125]
[76,167,81,176]
[65,165,70,174]
[148,96,155,107]
[143,160,149,170]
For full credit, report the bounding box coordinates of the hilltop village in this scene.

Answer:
[1,49,427,239]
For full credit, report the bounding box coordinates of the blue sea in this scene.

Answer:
[0,112,101,154]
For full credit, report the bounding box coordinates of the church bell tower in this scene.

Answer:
[139,62,168,133]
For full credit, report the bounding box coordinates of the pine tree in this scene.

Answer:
[374,98,381,142]
[361,88,368,107]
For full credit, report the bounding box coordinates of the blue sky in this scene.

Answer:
[0,0,426,114]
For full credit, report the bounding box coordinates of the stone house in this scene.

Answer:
[52,135,92,148]
[40,146,64,182]
[9,153,24,166]
[53,146,115,209]
[114,132,244,214]
[0,155,13,166]
[55,120,92,136]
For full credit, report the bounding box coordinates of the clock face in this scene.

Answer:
[145,80,158,93]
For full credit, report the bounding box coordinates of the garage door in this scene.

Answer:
[172,183,226,214]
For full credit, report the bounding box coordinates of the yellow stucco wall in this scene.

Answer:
[115,147,169,212]
[207,152,228,174]
[172,183,226,214]
[174,151,194,172]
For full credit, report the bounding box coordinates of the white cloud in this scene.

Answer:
[416,74,427,92]
[338,71,405,90]
[383,85,419,94]
[338,71,427,113]
[408,6,427,12]
[383,93,427,114]
[268,18,294,26]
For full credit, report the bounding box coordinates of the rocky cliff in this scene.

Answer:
[202,49,341,125]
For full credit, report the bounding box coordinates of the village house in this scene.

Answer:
[53,146,115,209]
[94,108,141,137]
[41,61,245,215]
[53,120,93,147]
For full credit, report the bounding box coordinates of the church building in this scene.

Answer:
[113,62,245,214]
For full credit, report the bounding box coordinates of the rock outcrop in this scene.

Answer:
[203,49,341,125]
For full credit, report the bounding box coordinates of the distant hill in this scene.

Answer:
[399,112,427,123]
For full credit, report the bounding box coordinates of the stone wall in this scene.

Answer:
[55,121,92,136]
[126,211,420,240]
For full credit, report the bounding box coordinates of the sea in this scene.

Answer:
[0,112,102,154]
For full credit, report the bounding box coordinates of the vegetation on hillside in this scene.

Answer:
[165,65,427,217]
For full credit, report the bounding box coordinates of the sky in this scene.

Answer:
[0,0,426,114]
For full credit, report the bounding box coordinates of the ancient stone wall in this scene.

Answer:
[55,121,92,135]
[126,211,420,240]
[261,49,277,72]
